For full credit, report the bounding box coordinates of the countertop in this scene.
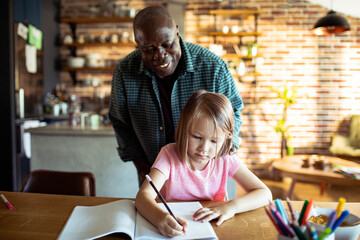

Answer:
[25,121,115,136]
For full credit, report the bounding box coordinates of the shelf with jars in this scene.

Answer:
[59,15,136,85]
[209,8,262,84]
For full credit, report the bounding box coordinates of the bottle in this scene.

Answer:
[68,95,81,126]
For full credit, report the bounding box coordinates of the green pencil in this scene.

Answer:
[298,200,309,225]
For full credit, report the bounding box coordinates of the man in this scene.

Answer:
[109,6,244,186]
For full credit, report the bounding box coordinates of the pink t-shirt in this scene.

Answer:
[152,143,242,201]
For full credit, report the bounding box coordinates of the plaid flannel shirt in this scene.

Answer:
[109,37,244,165]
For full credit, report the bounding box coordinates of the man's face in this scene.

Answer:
[135,21,182,79]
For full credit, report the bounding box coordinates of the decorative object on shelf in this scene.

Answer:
[67,57,85,68]
[63,34,73,44]
[85,53,103,68]
[60,14,136,85]
[222,25,230,34]
[312,0,350,36]
[248,43,258,57]
[209,8,261,83]
[270,83,301,158]
[236,59,246,76]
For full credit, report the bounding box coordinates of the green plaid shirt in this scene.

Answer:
[109,38,244,165]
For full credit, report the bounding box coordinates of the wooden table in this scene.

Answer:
[1,191,360,240]
[272,155,360,198]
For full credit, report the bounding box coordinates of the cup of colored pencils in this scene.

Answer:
[265,198,339,240]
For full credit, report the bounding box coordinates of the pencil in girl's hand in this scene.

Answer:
[145,175,182,226]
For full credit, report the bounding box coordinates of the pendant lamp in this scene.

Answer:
[312,9,350,36]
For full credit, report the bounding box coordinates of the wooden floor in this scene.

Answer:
[237,177,360,202]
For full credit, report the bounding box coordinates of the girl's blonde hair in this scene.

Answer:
[175,89,234,164]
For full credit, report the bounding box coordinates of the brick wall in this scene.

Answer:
[185,0,360,166]
[60,0,360,166]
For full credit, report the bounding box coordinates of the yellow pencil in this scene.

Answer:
[335,197,346,218]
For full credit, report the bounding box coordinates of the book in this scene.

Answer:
[57,200,218,240]
[333,165,360,179]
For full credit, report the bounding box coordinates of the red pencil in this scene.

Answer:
[300,198,314,226]
[264,206,283,235]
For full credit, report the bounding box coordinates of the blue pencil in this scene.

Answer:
[307,223,318,240]
[331,210,349,233]
[325,210,337,229]
[275,199,289,224]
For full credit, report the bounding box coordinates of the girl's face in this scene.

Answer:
[187,115,226,171]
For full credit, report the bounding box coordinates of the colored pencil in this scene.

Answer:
[331,210,349,233]
[301,199,314,226]
[298,199,309,225]
[335,197,346,218]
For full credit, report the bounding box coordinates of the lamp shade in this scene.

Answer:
[312,10,350,36]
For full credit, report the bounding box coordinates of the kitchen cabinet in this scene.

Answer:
[60,16,136,85]
[209,9,262,84]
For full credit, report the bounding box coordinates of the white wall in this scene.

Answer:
[309,0,360,18]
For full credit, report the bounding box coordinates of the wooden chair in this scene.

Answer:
[330,115,360,160]
[20,169,96,196]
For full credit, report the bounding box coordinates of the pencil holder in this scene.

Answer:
[308,207,360,240]
[277,232,334,240]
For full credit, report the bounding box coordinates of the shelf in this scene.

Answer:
[61,16,134,24]
[62,42,137,48]
[209,32,261,37]
[60,16,136,85]
[209,9,262,16]
[209,8,261,84]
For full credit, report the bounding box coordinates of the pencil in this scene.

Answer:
[0,194,13,210]
[335,197,346,218]
[264,206,284,235]
[325,210,337,229]
[298,200,309,225]
[331,210,349,233]
[301,199,314,226]
[145,175,182,226]
[275,199,289,224]
[286,197,296,222]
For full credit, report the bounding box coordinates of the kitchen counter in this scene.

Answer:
[26,121,115,136]
[26,121,139,198]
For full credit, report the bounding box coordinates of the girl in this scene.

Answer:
[135,89,272,237]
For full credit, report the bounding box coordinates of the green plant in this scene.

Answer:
[270,83,299,157]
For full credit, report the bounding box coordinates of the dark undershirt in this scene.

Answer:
[156,76,176,144]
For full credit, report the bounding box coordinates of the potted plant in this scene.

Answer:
[270,83,299,158]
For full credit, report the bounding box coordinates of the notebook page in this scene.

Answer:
[135,201,218,240]
[58,200,136,240]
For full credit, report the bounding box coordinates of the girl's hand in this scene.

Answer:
[193,204,235,226]
[155,213,188,237]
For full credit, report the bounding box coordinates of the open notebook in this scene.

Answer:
[57,200,218,240]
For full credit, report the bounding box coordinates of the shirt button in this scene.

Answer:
[159,126,164,131]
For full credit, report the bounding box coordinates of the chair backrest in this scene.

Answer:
[20,169,96,196]
[349,115,360,149]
